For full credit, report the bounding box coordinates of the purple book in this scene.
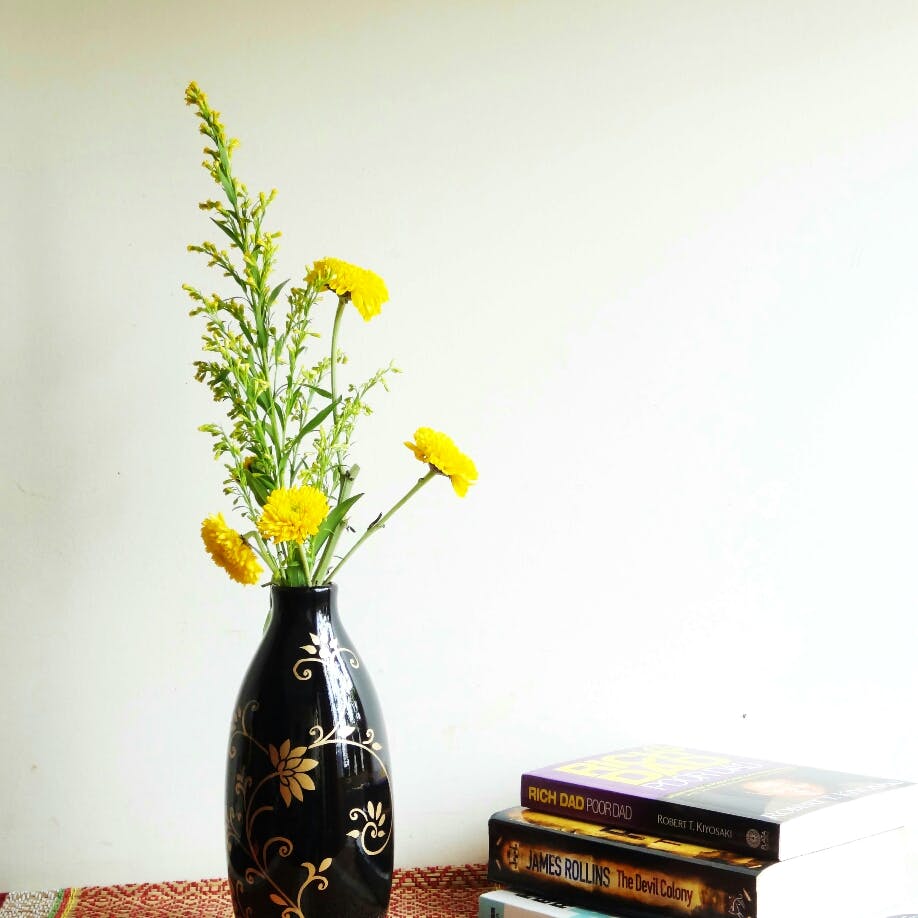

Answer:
[520,744,917,859]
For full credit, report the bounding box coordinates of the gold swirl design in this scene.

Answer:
[264,836,294,859]
[347,800,391,856]
[292,632,360,681]
[297,858,332,894]
[228,706,332,918]
[307,724,388,776]
[230,879,254,918]
[270,857,332,918]
[229,701,261,759]
[228,699,389,917]
[228,764,334,918]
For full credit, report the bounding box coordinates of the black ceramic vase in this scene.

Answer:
[226,584,393,918]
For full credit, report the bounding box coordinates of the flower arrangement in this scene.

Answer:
[184,83,477,587]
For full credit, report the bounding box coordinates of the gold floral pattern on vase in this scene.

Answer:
[269,740,319,805]
[227,703,336,918]
[227,697,392,917]
[292,630,360,681]
[347,799,391,856]
[307,723,386,764]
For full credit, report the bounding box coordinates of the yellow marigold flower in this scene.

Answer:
[201,513,263,585]
[307,257,389,321]
[405,427,478,497]
[258,485,330,543]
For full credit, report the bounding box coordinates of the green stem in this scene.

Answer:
[316,296,353,582]
[298,542,313,586]
[329,297,346,427]
[315,465,358,584]
[242,530,281,580]
[326,469,438,582]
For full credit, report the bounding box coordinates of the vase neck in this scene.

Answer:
[268,584,339,631]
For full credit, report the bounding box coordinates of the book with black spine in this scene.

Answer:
[488,806,909,918]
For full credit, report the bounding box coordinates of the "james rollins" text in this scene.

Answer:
[523,851,695,907]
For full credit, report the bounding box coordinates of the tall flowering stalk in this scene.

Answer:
[184,83,477,587]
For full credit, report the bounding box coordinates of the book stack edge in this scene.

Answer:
[481,744,918,918]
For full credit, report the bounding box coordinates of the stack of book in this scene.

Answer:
[482,744,918,918]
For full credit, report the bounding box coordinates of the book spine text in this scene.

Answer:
[489,818,757,918]
[521,774,778,858]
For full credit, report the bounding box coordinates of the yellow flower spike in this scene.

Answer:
[258,485,330,544]
[184,81,205,106]
[404,427,478,497]
[200,513,263,585]
[307,257,389,321]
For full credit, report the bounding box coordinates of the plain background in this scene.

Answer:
[3,0,918,891]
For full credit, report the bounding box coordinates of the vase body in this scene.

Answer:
[226,585,393,918]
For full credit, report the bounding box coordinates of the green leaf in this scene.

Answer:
[218,171,237,205]
[243,468,274,507]
[306,384,333,400]
[284,401,337,458]
[267,280,289,307]
[256,390,273,415]
[300,400,337,435]
[311,493,363,556]
[210,216,240,247]
[287,567,306,586]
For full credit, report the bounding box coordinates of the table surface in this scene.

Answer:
[0,864,493,918]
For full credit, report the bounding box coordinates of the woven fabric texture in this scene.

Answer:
[0,864,492,918]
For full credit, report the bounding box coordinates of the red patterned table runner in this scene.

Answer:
[0,864,492,917]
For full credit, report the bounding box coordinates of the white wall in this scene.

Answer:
[2,0,918,891]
